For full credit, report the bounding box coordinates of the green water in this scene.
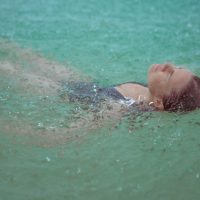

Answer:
[1,0,200,199]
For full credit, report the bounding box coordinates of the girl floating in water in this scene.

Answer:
[2,41,199,146]
[61,63,200,112]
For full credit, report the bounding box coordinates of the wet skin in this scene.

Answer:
[115,63,194,110]
[148,64,193,99]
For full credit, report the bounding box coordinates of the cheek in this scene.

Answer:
[148,73,169,95]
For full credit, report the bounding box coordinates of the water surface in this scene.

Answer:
[0,0,200,199]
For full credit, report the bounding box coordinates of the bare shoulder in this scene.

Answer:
[115,83,148,99]
[117,83,143,88]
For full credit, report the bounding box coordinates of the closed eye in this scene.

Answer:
[167,71,174,81]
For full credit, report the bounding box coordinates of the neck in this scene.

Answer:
[135,86,152,104]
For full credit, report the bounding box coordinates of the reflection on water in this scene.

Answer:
[0,40,155,147]
[0,40,127,146]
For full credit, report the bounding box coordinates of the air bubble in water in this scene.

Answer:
[46,157,51,162]
[37,122,45,129]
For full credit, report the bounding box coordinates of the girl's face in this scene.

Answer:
[148,64,193,108]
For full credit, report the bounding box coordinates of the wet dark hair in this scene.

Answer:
[163,75,200,112]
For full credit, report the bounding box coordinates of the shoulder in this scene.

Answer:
[114,82,148,100]
[115,81,147,87]
[115,83,144,92]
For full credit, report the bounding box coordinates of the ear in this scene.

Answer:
[153,97,164,110]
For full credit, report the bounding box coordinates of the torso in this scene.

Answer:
[115,83,150,102]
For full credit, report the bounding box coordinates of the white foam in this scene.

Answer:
[119,97,136,106]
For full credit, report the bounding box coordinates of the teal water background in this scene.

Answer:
[1,0,200,199]
[1,0,200,84]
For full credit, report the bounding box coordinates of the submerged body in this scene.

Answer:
[60,63,200,112]
[60,81,134,103]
